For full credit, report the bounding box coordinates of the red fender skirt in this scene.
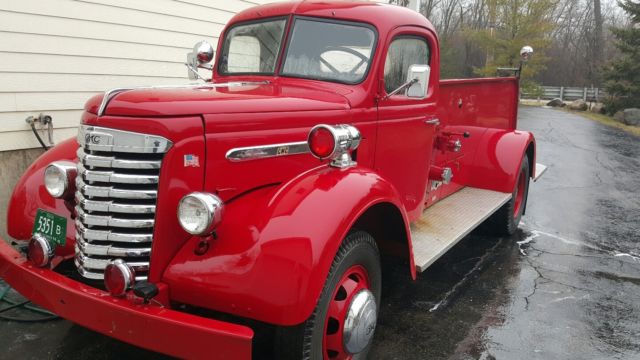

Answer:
[0,240,252,359]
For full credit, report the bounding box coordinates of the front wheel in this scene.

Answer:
[276,231,381,360]
[486,154,530,236]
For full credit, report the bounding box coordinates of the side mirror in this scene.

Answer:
[187,41,214,80]
[520,46,533,62]
[407,64,430,99]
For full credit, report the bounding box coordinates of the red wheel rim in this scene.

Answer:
[323,265,371,360]
[513,168,526,217]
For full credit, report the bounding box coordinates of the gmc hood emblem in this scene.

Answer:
[85,133,97,144]
[81,129,114,147]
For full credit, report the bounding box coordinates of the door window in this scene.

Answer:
[384,37,430,95]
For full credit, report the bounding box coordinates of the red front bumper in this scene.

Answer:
[0,240,253,359]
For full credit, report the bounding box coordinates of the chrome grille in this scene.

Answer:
[74,125,171,281]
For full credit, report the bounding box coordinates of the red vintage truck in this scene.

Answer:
[0,1,546,359]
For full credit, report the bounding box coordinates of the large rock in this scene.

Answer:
[568,99,588,111]
[622,108,640,126]
[546,98,565,107]
[590,103,605,114]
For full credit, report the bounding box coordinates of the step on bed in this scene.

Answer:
[411,187,511,272]
[411,163,546,272]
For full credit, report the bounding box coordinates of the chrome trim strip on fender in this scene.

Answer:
[97,81,270,116]
[226,141,310,162]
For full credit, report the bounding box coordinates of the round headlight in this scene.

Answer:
[178,192,224,236]
[44,161,77,199]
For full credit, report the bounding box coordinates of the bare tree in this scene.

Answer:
[389,0,626,85]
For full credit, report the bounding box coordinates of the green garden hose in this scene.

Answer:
[0,283,59,322]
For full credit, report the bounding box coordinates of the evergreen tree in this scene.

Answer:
[603,0,640,114]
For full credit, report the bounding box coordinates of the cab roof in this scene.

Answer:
[228,0,435,35]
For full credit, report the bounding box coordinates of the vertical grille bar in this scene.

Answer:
[74,125,172,281]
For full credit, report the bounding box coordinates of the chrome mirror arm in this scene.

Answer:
[184,63,209,81]
[382,78,418,100]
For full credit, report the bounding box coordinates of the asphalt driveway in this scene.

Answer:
[1,106,639,359]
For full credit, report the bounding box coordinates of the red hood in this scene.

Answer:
[85,82,351,117]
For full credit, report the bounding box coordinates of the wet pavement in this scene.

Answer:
[1,106,639,359]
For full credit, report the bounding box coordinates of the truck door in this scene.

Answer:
[375,29,439,221]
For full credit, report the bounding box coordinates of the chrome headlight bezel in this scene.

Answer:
[177,192,224,236]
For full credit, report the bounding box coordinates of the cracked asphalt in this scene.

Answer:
[371,106,640,359]
[1,106,639,359]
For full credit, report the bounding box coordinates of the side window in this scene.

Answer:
[384,37,430,95]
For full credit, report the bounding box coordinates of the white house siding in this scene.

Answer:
[0,0,279,152]
[0,0,284,240]
[0,0,390,240]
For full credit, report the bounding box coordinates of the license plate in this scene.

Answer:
[32,209,67,247]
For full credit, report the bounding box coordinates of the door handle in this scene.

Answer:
[424,118,440,125]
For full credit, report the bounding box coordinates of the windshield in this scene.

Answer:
[218,18,287,75]
[281,19,376,84]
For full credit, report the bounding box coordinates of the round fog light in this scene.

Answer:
[27,234,54,267]
[104,259,135,297]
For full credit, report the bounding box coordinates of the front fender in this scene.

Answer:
[466,129,535,193]
[7,137,77,257]
[163,165,408,326]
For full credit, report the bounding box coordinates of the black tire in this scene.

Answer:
[486,155,530,236]
[275,231,381,360]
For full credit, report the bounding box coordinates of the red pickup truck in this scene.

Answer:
[0,1,546,359]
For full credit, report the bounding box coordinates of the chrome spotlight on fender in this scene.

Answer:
[104,259,135,297]
[307,124,361,169]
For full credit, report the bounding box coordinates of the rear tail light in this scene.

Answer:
[307,124,361,168]
[27,234,54,267]
[105,259,135,297]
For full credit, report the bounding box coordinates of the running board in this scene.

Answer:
[411,187,512,272]
[534,163,547,182]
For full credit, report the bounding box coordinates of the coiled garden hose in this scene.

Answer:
[0,283,59,322]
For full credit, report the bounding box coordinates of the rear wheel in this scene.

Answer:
[486,154,530,236]
[276,231,381,360]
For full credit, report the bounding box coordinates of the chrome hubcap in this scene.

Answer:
[343,289,377,354]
